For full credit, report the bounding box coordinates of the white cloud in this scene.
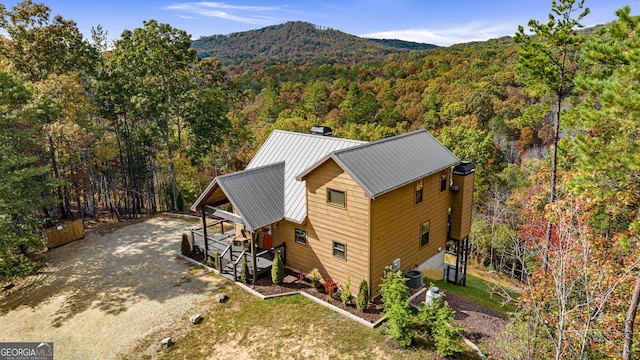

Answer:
[361,22,514,46]
[164,2,283,24]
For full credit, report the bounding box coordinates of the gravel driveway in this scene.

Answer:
[0,217,227,359]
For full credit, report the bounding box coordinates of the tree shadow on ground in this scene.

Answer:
[0,217,221,328]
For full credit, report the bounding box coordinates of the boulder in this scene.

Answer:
[190,314,203,325]
[214,293,228,303]
[160,337,173,348]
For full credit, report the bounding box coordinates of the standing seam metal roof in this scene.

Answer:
[215,162,285,231]
[298,129,460,198]
[246,130,365,223]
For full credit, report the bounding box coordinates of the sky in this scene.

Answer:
[3,0,639,46]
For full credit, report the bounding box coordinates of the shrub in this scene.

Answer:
[341,272,353,306]
[240,256,249,284]
[418,300,462,357]
[380,267,415,347]
[271,252,284,284]
[356,279,370,312]
[309,268,322,288]
[180,233,191,256]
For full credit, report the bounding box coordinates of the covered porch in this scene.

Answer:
[189,208,286,283]
[189,162,286,283]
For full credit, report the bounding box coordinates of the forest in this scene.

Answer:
[0,0,638,358]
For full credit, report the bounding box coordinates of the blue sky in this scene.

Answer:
[4,0,639,46]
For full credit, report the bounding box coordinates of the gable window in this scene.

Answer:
[333,241,346,260]
[327,188,346,208]
[440,169,448,192]
[295,228,307,245]
[420,221,430,247]
[415,179,423,204]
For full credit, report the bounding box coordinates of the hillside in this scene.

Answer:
[192,21,437,64]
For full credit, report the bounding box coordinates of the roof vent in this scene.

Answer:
[311,126,332,136]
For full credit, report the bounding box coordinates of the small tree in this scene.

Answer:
[341,272,353,306]
[431,303,463,357]
[356,279,370,312]
[380,268,415,347]
[271,252,284,285]
[240,256,249,284]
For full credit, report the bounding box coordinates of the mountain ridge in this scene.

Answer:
[192,21,438,64]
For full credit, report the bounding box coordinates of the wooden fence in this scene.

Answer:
[42,219,85,248]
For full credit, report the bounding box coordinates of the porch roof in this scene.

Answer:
[191,162,285,231]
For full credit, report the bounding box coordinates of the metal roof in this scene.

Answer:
[247,130,364,223]
[297,129,460,198]
[214,162,285,231]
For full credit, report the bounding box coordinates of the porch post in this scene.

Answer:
[201,207,209,261]
[251,230,257,283]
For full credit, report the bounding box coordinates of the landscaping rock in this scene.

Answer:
[214,293,228,303]
[190,314,203,324]
[160,337,173,348]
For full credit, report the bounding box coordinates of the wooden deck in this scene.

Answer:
[189,221,281,282]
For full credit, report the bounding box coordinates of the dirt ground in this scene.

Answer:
[0,217,228,360]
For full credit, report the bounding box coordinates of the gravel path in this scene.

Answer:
[0,217,228,360]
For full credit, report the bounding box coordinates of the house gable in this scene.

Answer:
[297,129,459,199]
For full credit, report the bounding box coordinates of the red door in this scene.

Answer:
[263,233,272,249]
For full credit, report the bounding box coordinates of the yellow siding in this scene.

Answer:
[370,171,453,296]
[274,159,370,288]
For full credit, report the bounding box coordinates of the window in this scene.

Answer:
[415,179,423,204]
[421,221,430,247]
[327,188,345,208]
[333,241,346,260]
[295,228,307,245]
[440,169,448,192]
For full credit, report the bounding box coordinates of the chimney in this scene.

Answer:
[310,126,332,136]
[449,162,475,241]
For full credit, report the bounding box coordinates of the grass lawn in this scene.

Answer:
[160,283,483,359]
[426,265,522,317]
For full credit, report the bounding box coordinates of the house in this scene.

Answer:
[190,128,474,297]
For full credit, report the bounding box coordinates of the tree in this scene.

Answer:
[567,7,640,357]
[515,0,589,264]
[108,20,196,211]
[379,268,415,347]
[0,0,95,82]
[0,69,56,280]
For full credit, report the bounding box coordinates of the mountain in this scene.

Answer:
[192,21,438,65]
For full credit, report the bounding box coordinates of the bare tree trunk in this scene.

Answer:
[623,269,640,360]
[545,93,562,270]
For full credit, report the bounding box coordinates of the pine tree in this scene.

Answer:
[515,0,590,266]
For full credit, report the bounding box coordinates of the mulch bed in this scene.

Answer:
[248,269,384,324]
[212,265,507,357]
